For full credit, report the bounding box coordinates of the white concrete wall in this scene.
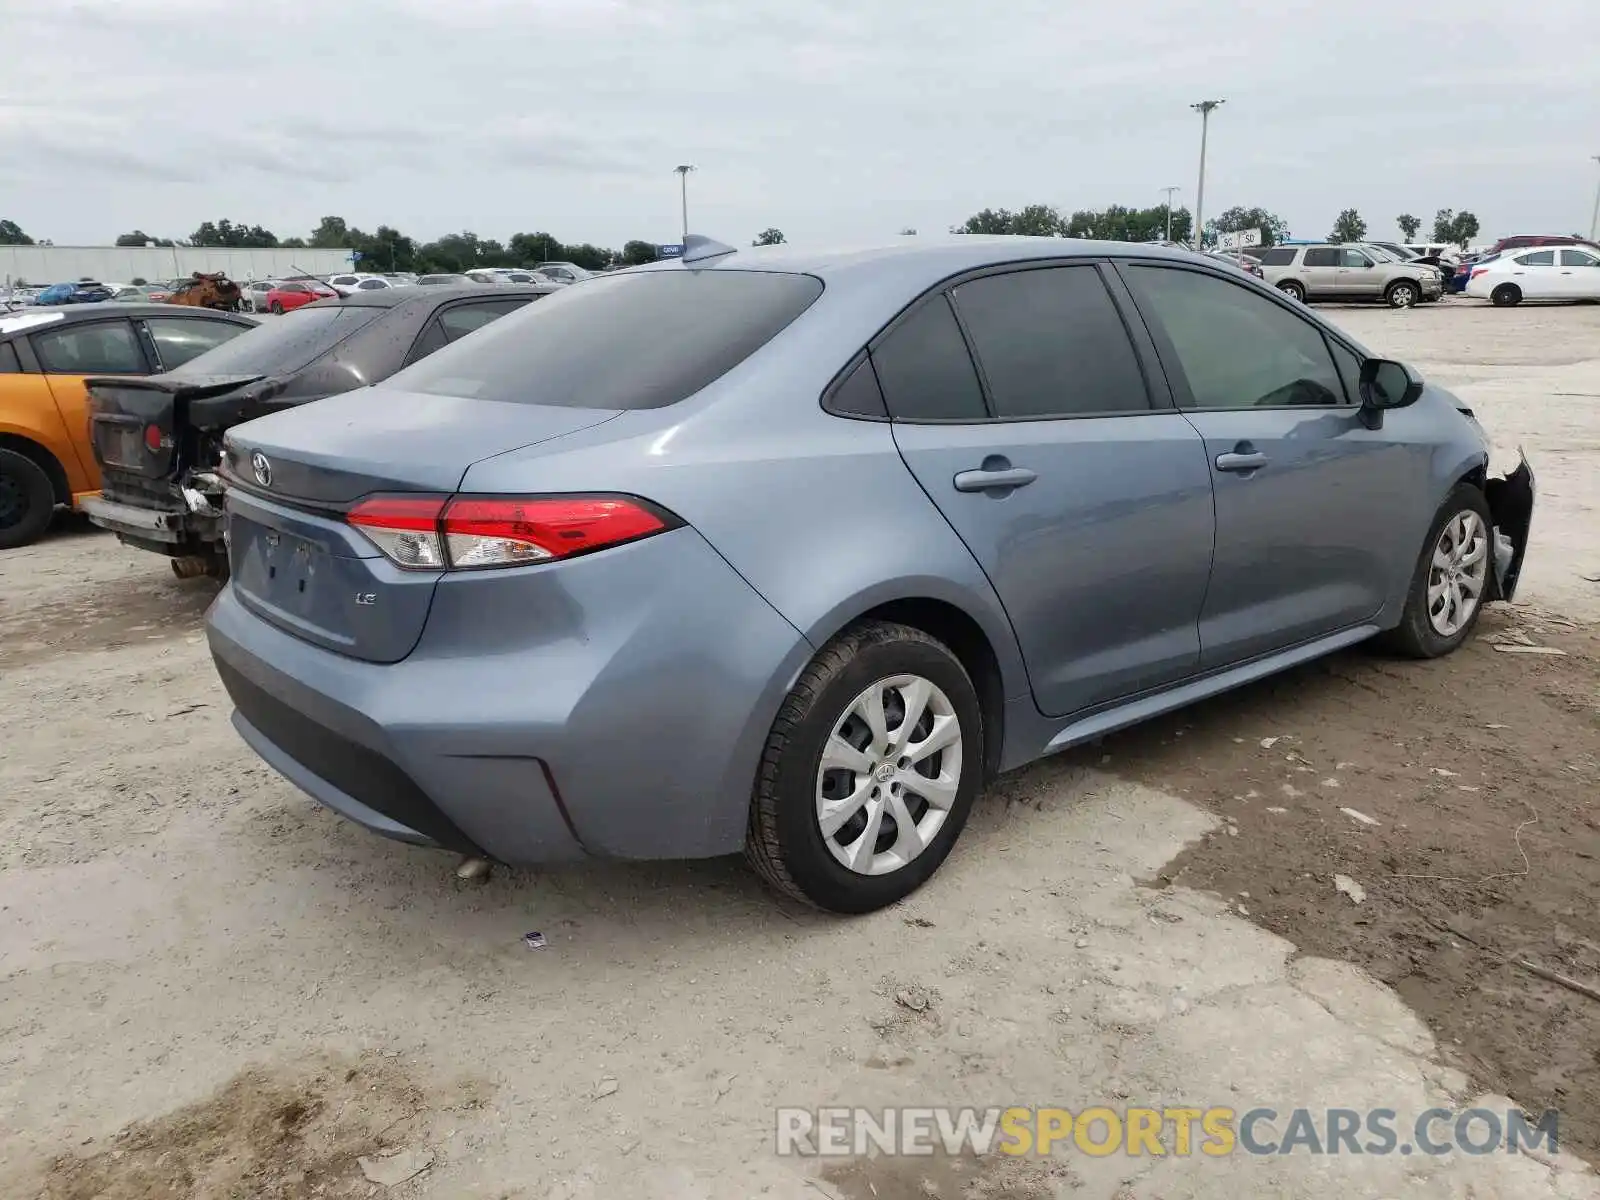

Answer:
[0,245,355,286]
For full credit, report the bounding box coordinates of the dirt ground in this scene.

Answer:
[2,300,1598,1200]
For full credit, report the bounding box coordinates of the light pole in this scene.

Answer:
[1589,155,1600,242]
[674,164,696,243]
[1190,100,1224,250]
[1159,186,1180,242]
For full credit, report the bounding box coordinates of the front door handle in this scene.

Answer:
[1215,449,1268,473]
[953,466,1037,492]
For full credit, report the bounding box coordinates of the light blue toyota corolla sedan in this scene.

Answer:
[205,236,1534,913]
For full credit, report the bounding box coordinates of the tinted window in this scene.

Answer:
[1125,266,1343,410]
[1329,340,1362,406]
[1516,250,1555,266]
[356,279,388,291]
[950,266,1147,418]
[438,299,530,341]
[0,341,20,373]
[167,305,383,378]
[31,321,145,373]
[826,355,888,418]
[406,319,449,365]
[1560,249,1599,267]
[1257,247,1297,266]
[870,295,986,421]
[1303,248,1339,267]
[145,317,248,370]
[282,283,307,294]
[396,270,823,409]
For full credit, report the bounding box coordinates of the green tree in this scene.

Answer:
[190,219,278,248]
[752,227,786,246]
[1064,204,1192,244]
[1447,211,1480,249]
[0,219,34,245]
[1430,209,1456,244]
[1205,206,1290,249]
[1396,213,1421,241]
[562,243,613,271]
[619,240,659,266]
[309,216,353,248]
[1328,209,1367,244]
[280,236,308,249]
[509,231,562,264]
[952,205,1067,237]
[418,231,483,273]
[952,207,1016,235]
[115,230,174,247]
[130,276,148,286]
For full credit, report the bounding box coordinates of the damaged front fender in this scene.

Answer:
[1484,452,1535,603]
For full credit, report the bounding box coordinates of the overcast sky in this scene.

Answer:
[4,0,1598,250]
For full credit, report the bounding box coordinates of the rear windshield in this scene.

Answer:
[394,269,824,409]
[169,305,382,378]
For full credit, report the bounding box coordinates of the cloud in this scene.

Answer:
[2,0,1597,248]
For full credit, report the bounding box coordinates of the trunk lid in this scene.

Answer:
[86,373,263,478]
[221,389,622,662]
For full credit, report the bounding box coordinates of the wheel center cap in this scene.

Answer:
[874,762,895,784]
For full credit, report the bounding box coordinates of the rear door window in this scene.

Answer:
[1257,247,1297,266]
[0,342,20,373]
[949,266,1149,418]
[870,295,987,421]
[396,269,823,409]
[438,298,532,341]
[1302,248,1340,267]
[31,320,147,374]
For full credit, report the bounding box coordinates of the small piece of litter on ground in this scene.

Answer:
[1260,737,1280,749]
[1340,807,1381,827]
[1225,825,1239,837]
[1335,761,1354,771]
[1334,875,1367,905]
[1493,644,1567,656]
[1281,784,1304,798]
[1074,937,1089,949]
[594,1077,619,1100]
[1321,778,1341,788]
[1430,767,1459,778]
[1265,806,1288,814]
[357,1148,435,1187]
[1485,724,1510,730]
[895,987,931,1013]
[1458,785,1480,793]
[522,931,547,950]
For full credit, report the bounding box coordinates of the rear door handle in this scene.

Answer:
[953,467,1037,492]
[1215,451,1268,473]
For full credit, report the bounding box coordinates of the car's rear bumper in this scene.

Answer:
[206,526,814,864]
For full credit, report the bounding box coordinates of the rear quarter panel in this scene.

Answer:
[1,370,96,496]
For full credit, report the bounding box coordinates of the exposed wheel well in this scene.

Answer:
[850,597,1006,780]
[0,434,69,505]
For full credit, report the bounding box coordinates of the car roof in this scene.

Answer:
[303,283,557,310]
[4,301,254,323]
[635,236,1207,291]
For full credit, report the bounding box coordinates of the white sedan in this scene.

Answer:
[1466,245,1600,306]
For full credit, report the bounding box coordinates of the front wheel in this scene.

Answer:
[746,621,984,913]
[269,301,284,314]
[1386,281,1419,308]
[1277,280,1305,302]
[1382,485,1495,658]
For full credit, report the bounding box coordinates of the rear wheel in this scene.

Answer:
[1383,484,1494,658]
[746,621,984,913]
[1386,281,1419,308]
[1490,283,1522,308]
[0,448,57,550]
[1277,280,1305,302]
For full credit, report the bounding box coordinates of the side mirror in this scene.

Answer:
[1357,358,1424,429]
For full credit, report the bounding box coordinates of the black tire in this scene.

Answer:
[745,621,985,914]
[1277,280,1305,302]
[0,447,57,550]
[1382,484,1495,659]
[1386,281,1419,308]
[1490,283,1521,308]
[269,301,284,314]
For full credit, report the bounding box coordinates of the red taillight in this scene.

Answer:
[143,424,162,452]
[1470,267,1489,280]
[347,494,673,571]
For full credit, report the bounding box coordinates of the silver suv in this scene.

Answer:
[1253,244,1443,308]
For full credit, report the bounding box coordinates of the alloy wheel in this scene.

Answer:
[1427,511,1488,637]
[814,674,963,876]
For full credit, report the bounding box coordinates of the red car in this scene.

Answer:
[264,280,338,313]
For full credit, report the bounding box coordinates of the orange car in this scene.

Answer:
[0,303,256,548]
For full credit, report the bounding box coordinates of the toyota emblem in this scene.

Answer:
[251,451,272,488]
